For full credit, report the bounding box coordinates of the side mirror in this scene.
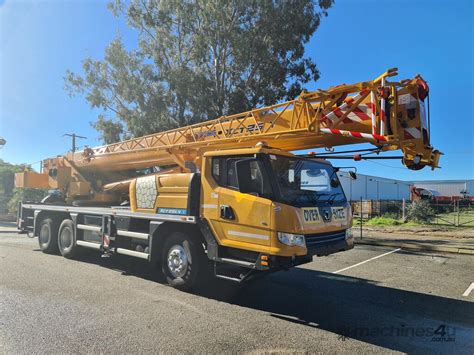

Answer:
[349,171,357,180]
[330,177,340,188]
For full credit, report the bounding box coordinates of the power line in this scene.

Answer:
[63,133,87,153]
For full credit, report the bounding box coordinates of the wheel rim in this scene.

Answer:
[39,224,50,245]
[60,227,73,251]
[166,244,189,278]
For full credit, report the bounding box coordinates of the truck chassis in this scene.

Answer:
[17,202,352,289]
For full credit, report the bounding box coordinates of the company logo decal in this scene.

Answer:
[157,208,187,215]
[332,207,346,221]
[302,208,321,224]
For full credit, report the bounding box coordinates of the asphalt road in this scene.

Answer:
[1,223,473,354]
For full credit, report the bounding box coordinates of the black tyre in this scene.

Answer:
[38,218,59,254]
[58,219,79,259]
[161,231,208,291]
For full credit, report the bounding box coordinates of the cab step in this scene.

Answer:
[216,257,255,268]
[213,261,255,283]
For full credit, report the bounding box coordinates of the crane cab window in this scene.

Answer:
[212,156,244,188]
[270,155,346,207]
[211,156,273,198]
[237,160,272,198]
[212,158,221,182]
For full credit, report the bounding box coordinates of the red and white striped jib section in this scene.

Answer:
[320,90,372,125]
[320,128,388,142]
[404,127,422,139]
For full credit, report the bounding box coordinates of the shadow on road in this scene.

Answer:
[66,249,474,353]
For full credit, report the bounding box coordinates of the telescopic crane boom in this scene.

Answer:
[17,68,441,202]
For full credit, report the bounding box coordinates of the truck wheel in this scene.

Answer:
[58,219,79,259]
[38,218,59,254]
[161,232,207,291]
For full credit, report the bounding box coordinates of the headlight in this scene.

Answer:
[278,232,306,247]
[345,228,353,240]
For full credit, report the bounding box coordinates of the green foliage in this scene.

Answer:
[366,217,401,226]
[65,0,334,143]
[7,188,48,215]
[0,159,23,213]
[92,115,126,144]
[406,200,435,224]
[0,159,21,196]
[380,212,400,220]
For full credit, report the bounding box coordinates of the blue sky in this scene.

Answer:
[0,0,472,181]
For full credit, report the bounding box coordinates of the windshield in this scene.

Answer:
[269,155,346,207]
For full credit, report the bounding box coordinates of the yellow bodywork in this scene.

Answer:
[130,173,192,215]
[134,147,351,257]
[200,148,352,256]
[127,146,351,257]
[15,171,51,189]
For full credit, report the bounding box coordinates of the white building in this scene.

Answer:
[410,180,474,199]
[336,171,473,201]
[337,171,411,201]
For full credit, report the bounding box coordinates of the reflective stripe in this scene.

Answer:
[201,204,218,209]
[405,127,422,139]
[228,230,269,241]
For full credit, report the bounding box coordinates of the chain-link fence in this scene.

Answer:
[430,200,474,227]
[351,199,474,227]
[351,200,405,219]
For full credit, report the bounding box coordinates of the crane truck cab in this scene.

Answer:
[200,146,353,263]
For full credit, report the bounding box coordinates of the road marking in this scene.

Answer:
[333,248,401,274]
[462,283,474,297]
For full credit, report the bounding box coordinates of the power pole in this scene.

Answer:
[63,133,87,153]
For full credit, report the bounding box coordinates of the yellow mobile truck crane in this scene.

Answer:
[16,69,441,289]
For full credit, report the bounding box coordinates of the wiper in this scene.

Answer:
[309,192,329,204]
[326,192,343,205]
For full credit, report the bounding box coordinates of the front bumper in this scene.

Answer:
[305,230,353,256]
[266,230,353,270]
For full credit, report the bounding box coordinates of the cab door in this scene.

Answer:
[211,156,273,249]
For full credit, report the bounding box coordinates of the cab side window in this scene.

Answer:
[212,158,221,182]
[211,156,250,190]
[226,158,240,189]
[211,156,272,198]
[238,160,273,197]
